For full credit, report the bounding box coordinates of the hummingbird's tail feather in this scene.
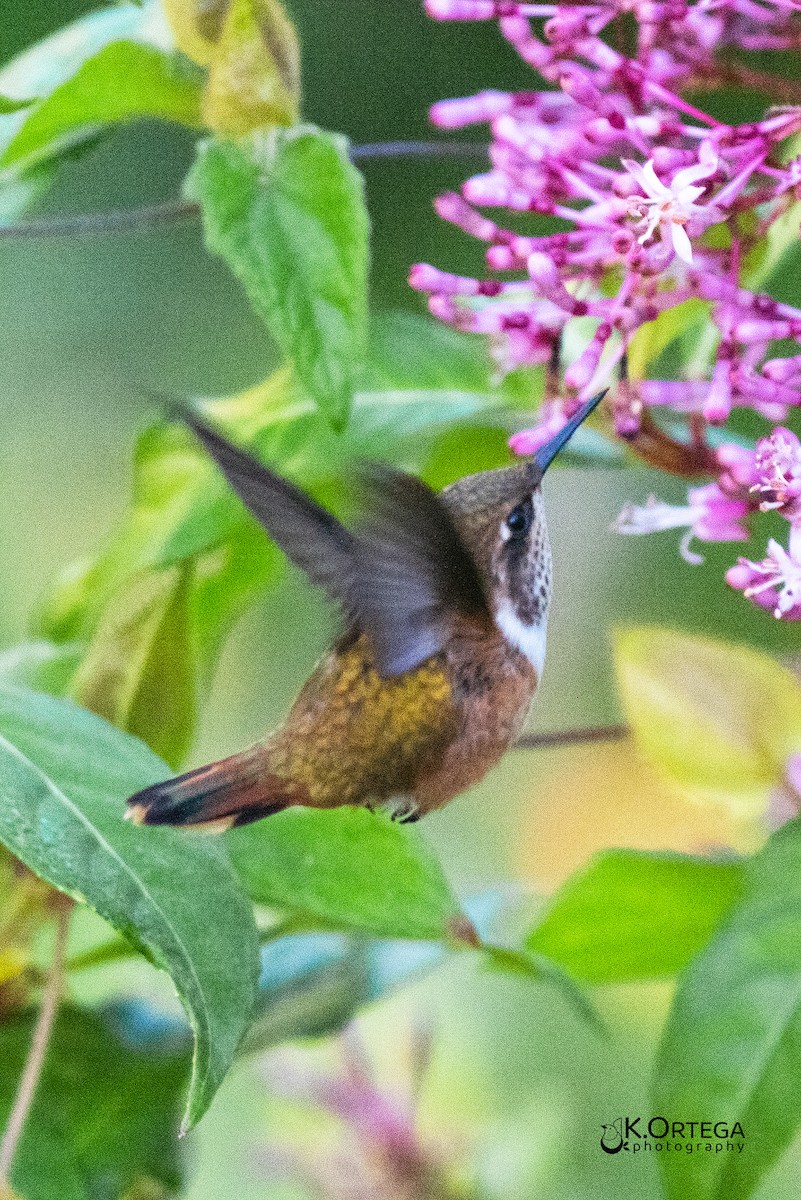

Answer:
[125,748,302,832]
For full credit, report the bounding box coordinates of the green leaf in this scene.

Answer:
[188,127,369,428]
[69,566,196,768]
[0,684,259,1129]
[743,198,801,294]
[1,1006,187,1200]
[0,96,35,115]
[654,817,801,1200]
[244,931,444,1054]
[40,374,508,648]
[227,806,474,943]
[0,2,165,114]
[2,41,203,169]
[481,944,604,1031]
[626,299,710,381]
[0,162,55,225]
[191,520,279,681]
[365,311,499,393]
[614,627,801,815]
[527,850,745,984]
[0,641,83,696]
[0,1,171,217]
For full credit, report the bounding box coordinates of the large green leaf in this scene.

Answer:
[188,127,370,428]
[1,1006,187,1200]
[614,627,801,815]
[227,806,474,944]
[0,684,259,1129]
[365,310,500,393]
[527,850,744,984]
[654,818,801,1200]
[2,40,203,170]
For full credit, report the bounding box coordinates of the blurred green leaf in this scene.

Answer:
[2,1006,187,1200]
[244,931,444,1054]
[188,127,369,428]
[69,566,196,769]
[0,2,165,112]
[0,0,171,218]
[627,299,710,381]
[35,417,269,646]
[527,850,745,984]
[654,817,801,1200]
[743,199,801,293]
[0,96,34,114]
[0,684,259,1129]
[227,806,475,943]
[42,371,515,646]
[0,162,55,224]
[191,519,280,681]
[217,376,514,489]
[614,627,801,815]
[365,310,500,393]
[35,557,97,645]
[481,944,603,1030]
[2,41,202,170]
[0,641,83,696]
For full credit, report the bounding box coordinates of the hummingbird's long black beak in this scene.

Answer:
[533,389,608,474]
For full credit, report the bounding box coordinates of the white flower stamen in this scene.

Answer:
[622,147,720,265]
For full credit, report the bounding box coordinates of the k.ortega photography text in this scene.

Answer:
[600,1117,746,1156]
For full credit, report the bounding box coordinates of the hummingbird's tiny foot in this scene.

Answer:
[386,799,420,824]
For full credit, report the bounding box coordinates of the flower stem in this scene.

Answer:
[0,141,489,240]
[513,724,628,750]
[0,900,72,1186]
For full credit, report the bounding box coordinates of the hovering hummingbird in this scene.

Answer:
[127,390,605,830]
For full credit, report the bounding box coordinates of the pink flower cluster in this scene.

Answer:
[410,0,801,617]
[258,1030,468,1199]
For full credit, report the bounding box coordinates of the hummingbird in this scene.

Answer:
[126,390,605,830]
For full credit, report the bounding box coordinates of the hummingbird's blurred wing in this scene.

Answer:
[183,412,358,602]
[183,414,489,677]
[352,462,488,675]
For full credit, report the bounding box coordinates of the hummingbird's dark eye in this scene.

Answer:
[505,498,533,538]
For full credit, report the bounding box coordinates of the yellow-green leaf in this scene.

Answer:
[614,627,801,814]
[2,42,203,170]
[627,298,709,381]
[69,566,196,769]
[204,0,300,133]
[162,0,300,133]
[161,0,228,64]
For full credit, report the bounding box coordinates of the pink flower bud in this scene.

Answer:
[425,0,496,18]
[430,91,512,128]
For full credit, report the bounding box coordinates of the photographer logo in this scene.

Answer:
[600,1117,745,1156]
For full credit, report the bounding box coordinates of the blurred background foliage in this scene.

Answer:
[3,1,801,1198]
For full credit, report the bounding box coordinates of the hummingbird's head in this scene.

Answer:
[442,464,553,672]
[441,390,606,675]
